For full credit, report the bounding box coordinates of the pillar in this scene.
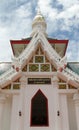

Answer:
[60,94,69,130]
[0,95,6,130]
[73,93,79,130]
[10,75,27,130]
[18,75,27,130]
[10,94,20,130]
[52,75,61,130]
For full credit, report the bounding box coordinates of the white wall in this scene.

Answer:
[2,86,77,130]
[2,96,12,130]
[59,94,69,130]
[23,84,61,130]
[67,95,77,130]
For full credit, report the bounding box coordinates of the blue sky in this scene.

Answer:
[0,0,79,62]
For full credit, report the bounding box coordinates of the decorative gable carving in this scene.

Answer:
[2,78,20,90]
[2,84,11,89]
[22,46,56,72]
[0,31,79,88]
[58,78,77,89]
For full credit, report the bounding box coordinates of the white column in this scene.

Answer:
[18,75,27,130]
[10,94,20,130]
[0,95,6,130]
[73,93,79,130]
[52,75,61,130]
[60,94,69,130]
[10,75,27,130]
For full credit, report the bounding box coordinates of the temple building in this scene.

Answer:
[0,10,79,130]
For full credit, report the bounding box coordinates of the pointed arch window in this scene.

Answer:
[31,89,49,126]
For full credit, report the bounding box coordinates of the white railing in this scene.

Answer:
[62,67,79,82]
[14,31,61,68]
[0,67,17,85]
[18,32,39,64]
[0,32,40,86]
[39,32,61,63]
[40,32,79,83]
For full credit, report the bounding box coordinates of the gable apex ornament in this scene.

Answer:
[11,56,21,72]
[57,56,67,72]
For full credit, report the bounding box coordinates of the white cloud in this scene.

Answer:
[57,4,79,29]
[37,0,79,33]
[57,0,79,8]
[0,1,33,61]
[0,0,79,62]
[66,40,79,62]
[58,4,79,19]
[0,26,13,61]
[7,4,32,39]
[66,51,72,61]
[15,3,32,18]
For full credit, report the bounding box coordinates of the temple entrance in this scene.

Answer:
[31,89,48,126]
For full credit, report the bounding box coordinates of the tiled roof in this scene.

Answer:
[67,62,79,75]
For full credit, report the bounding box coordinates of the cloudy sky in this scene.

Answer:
[0,0,79,62]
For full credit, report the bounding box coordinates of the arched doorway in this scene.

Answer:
[31,89,49,126]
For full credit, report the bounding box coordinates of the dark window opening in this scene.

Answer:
[31,89,49,126]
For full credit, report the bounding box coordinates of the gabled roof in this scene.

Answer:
[10,37,68,57]
[10,38,31,56]
[47,38,68,57]
[0,31,79,88]
[67,62,79,75]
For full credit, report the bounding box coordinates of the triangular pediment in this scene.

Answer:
[0,32,79,88]
[19,32,61,70]
[22,45,56,72]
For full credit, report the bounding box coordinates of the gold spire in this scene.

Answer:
[31,8,47,37]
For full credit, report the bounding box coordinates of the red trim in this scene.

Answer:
[48,39,69,44]
[48,39,68,55]
[10,39,30,55]
[10,39,30,44]
[10,38,69,55]
[64,42,68,55]
[30,89,49,127]
[10,39,68,44]
[10,39,69,44]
